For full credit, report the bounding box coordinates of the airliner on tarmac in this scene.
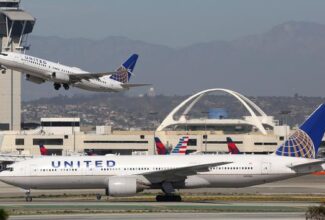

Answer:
[0,52,149,92]
[0,104,325,202]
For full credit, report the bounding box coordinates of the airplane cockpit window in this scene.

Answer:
[0,53,8,56]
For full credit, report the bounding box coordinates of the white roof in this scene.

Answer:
[41,118,80,122]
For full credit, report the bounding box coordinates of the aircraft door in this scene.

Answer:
[261,162,271,175]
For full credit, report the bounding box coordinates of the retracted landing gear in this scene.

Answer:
[25,190,32,202]
[156,194,182,202]
[54,83,61,90]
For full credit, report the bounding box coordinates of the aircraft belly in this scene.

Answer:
[183,173,296,188]
[2,176,109,190]
[73,80,115,92]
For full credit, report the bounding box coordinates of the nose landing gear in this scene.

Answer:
[25,190,32,202]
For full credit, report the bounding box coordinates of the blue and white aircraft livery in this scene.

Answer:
[0,52,149,92]
[0,104,325,202]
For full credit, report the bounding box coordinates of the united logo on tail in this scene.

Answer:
[275,104,325,159]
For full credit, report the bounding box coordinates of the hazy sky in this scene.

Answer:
[21,0,325,47]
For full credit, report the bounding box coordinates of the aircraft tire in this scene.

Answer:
[96,194,102,201]
[25,197,32,202]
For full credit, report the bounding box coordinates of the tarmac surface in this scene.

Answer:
[9,212,306,220]
[0,174,323,219]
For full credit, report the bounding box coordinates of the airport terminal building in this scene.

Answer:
[1,89,324,157]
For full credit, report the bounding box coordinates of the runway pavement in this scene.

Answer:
[9,212,306,220]
[0,174,322,219]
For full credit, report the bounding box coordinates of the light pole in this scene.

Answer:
[201,111,209,153]
[280,110,291,141]
[149,112,158,155]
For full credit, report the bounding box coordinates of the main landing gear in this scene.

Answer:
[25,190,32,202]
[156,181,182,202]
[63,84,69,90]
[54,83,61,90]
[54,83,70,90]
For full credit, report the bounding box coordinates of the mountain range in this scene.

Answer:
[23,21,325,100]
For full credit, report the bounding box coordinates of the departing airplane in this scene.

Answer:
[0,104,325,202]
[226,137,241,154]
[0,52,149,92]
[154,136,189,155]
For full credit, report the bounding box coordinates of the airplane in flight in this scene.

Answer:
[0,104,325,202]
[0,52,149,92]
[155,136,189,155]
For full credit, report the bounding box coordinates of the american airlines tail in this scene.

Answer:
[170,137,189,155]
[275,104,325,159]
[154,136,189,155]
[110,54,139,84]
[226,137,240,154]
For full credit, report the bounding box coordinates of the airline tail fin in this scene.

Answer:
[154,137,168,155]
[110,54,139,83]
[39,144,48,156]
[171,136,189,155]
[226,137,240,154]
[275,104,325,159]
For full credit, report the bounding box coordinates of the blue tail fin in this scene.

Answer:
[275,104,325,159]
[110,54,139,83]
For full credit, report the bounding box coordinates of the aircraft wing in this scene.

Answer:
[142,162,231,183]
[121,83,152,88]
[70,70,127,81]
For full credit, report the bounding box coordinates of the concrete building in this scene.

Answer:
[0,0,35,131]
[0,88,324,157]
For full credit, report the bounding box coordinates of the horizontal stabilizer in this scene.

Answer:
[121,83,152,88]
[288,160,325,169]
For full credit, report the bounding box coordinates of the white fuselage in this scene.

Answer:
[0,154,323,190]
[0,52,124,92]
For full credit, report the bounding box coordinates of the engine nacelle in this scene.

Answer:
[107,177,141,197]
[51,72,69,83]
[25,74,45,84]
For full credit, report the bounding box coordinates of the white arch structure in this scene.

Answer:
[156,88,274,135]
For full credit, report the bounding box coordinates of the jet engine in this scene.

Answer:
[51,72,69,83]
[107,177,144,197]
[25,74,45,84]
